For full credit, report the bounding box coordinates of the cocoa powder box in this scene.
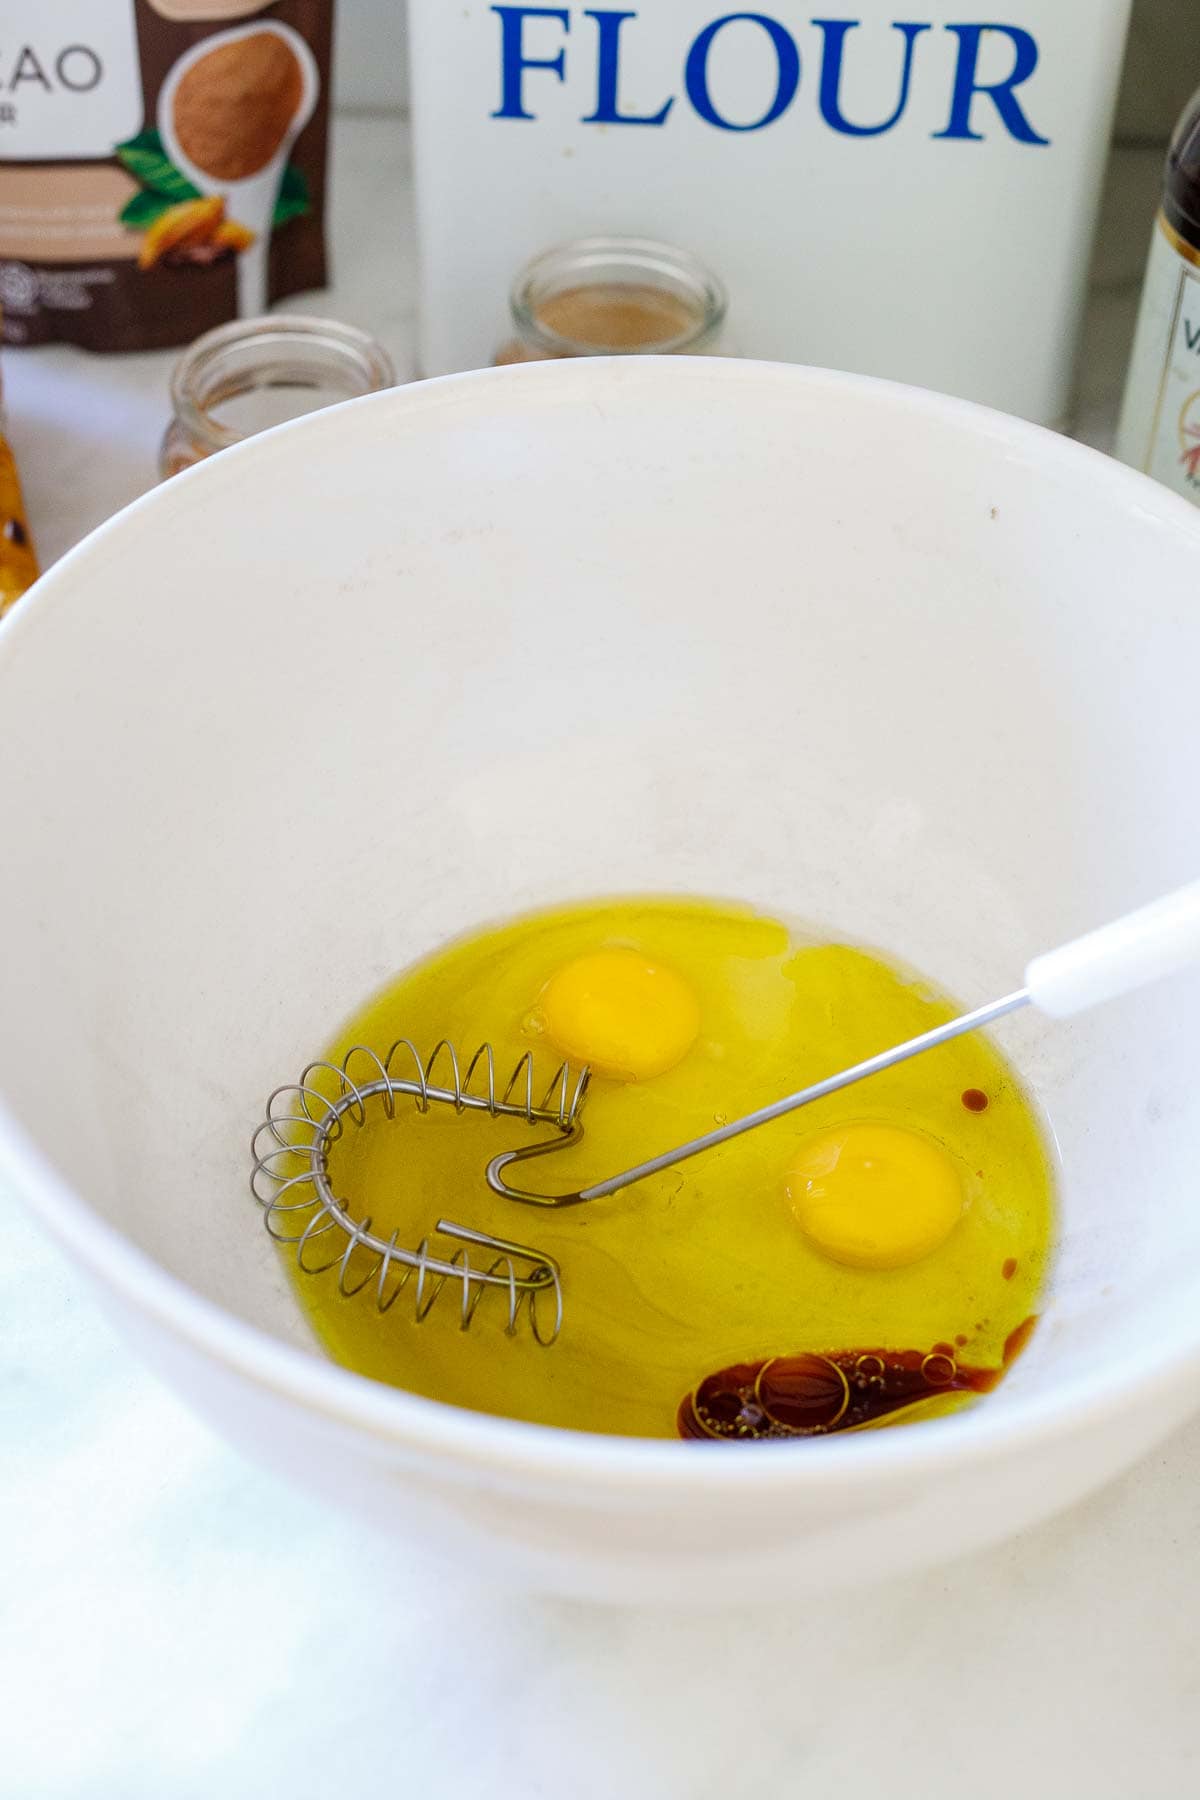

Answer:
[0,1,335,351]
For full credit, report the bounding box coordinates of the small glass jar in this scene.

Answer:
[495,237,727,365]
[160,314,397,479]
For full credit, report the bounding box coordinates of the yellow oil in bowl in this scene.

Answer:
[287,897,1055,1439]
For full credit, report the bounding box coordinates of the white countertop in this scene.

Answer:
[4,118,1198,1800]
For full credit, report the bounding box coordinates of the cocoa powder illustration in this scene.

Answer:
[174,32,304,181]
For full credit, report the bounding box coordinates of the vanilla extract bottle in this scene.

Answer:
[1117,87,1200,503]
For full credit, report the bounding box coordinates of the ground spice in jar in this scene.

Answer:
[174,32,306,182]
[496,238,726,364]
[159,314,395,480]
[532,284,701,353]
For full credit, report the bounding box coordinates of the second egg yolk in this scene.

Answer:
[539,949,700,1081]
[787,1123,963,1270]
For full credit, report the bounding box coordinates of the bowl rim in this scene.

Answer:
[5,354,1200,1494]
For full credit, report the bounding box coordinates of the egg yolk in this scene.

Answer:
[539,949,700,1080]
[787,1123,963,1270]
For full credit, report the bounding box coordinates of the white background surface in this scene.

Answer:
[5,1211,1200,1800]
[3,117,1200,1799]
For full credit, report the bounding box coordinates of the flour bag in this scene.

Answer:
[408,1,1131,425]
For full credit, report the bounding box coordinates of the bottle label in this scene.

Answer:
[1117,212,1200,503]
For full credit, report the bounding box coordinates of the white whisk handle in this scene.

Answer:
[1025,879,1200,1018]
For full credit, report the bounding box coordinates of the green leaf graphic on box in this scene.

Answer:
[115,130,200,203]
[115,130,310,234]
[119,189,175,230]
[273,164,311,227]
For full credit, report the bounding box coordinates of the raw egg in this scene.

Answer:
[538,948,700,1079]
[787,1122,963,1270]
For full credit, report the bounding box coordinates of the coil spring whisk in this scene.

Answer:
[251,1040,591,1344]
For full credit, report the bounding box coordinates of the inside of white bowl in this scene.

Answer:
[3,358,1200,1429]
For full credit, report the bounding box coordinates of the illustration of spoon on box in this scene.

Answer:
[158,21,319,318]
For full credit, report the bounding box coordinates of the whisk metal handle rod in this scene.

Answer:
[575,988,1031,1201]
[487,989,1031,1207]
[488,877,1200,1209]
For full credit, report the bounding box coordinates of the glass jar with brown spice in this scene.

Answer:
[160,313,395,479]
[495,237,727,365]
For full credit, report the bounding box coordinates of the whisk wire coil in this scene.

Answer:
[252,1039,588,1344]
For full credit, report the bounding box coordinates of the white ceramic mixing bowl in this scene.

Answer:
[3,359,1200,1604]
